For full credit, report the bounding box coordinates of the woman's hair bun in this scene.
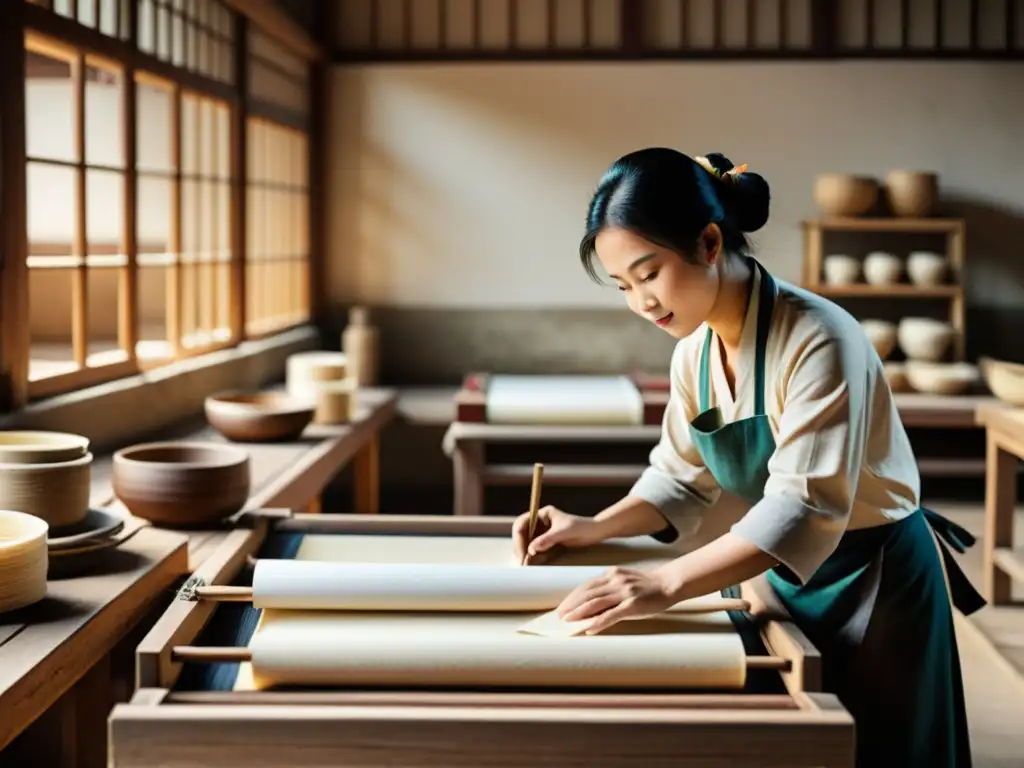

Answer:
[702,152,771,233]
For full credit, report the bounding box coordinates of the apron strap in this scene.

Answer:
[751,261,776,416]
[698,258,777,416]
[698,329,713,413]
[922,508,988,617]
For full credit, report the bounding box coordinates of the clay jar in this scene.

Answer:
[112,442,250,527]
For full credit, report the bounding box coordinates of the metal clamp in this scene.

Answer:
[176,575,208,601]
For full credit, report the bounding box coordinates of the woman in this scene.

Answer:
[513,148,985,767]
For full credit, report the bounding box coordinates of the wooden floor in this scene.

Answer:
[927,501,1024,766]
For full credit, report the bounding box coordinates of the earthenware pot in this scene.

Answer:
[112,442,250,528]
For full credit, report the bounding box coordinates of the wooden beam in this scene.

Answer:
[619,0,644,56]
[119,0,139,362]
[810,0,837,55]
[0,1,31,411]
[230,13,248,341]
[220,0,324,61]
[306,0,333,326]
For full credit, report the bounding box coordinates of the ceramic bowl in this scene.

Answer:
[112,442,250,528]
[823,254,861,285]
[0,452,93,527]
[205,391,314,443]
[863,251,903,286]
[0,509,49,612]
[860,320,897,360]
[897,317,954,362]
[979,357,1024,406]
[905,362,978,396]
[883,363,911,393]
[906,251,947,286]
[0,430,89,464]
[813,174,879,217]
[884,170,938,218]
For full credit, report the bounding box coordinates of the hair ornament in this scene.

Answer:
[694,155,748,182]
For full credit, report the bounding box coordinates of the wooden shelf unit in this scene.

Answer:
[801,217,967,361]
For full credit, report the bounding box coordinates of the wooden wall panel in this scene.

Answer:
[332,0,1023,60]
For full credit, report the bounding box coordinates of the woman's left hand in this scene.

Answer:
[556,566,678,635]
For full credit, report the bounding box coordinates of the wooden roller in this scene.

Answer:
[170,645,791,671]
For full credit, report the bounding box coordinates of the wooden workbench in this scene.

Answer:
[974,403,1024,605]
[444,390,1000,516]
[0,387,398,766]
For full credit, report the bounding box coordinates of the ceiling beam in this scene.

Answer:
[220,0,324,61]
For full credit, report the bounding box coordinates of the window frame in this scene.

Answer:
[0,0,325,411]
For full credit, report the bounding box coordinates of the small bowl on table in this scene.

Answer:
[112,442,250,528]
[204,390,314,443]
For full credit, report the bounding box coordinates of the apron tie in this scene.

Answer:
[921,508,976,553]
[921,508,987,617]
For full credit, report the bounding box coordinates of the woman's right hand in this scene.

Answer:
[513,505,604,565]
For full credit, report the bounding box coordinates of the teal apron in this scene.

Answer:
[688,258,984,768]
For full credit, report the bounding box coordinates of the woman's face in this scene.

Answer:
[594,225,721,339]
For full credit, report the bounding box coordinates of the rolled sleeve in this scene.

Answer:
[731,334,867,583]
[632,341,721,543]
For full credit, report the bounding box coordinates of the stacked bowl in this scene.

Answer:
[0,430,93,609]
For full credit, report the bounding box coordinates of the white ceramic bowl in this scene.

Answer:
[863,251,903,286]
[823,254,861,285]
[897,317,954,362]
[883,362,911,393]
[906,251,947,286]
[905,362,978,396]
[860,320,897,360]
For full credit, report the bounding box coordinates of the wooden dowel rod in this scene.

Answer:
[174,646,253,662]
[190,587,749,615]
[194,585,254,601]
[171,646,790,671]
[166,690,799,709]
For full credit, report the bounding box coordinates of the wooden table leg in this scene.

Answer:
[453,440,484,516]
[353,434,380,514]
[984,430,1018,605]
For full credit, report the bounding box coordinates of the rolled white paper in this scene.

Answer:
[484,375,645,426]
[247,610,748,691]
[251,560,609,612]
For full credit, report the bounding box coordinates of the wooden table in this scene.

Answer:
[94,387,397,570]
[444,390,999,517]
[975,402,1024,605]
[0,526,189,767]
[0,387,398,766]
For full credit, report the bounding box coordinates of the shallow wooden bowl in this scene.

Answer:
[204,391,314,443]
[112,442,250,528]
[0,430,89,464]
